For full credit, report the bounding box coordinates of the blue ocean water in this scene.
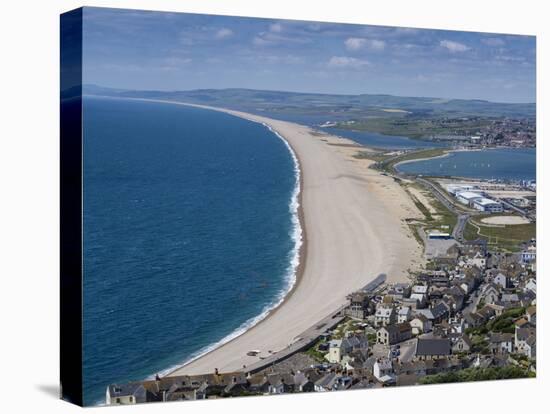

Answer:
[82,97,300,405]
[396,148,536,180]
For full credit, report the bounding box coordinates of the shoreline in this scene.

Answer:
[87,95,424,377]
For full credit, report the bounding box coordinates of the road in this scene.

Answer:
[415,177,474,241]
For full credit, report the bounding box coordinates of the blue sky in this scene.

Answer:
[82,7,536,103]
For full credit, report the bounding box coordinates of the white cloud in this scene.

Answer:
[269,23,283,33]
[482,37,506,47]
[215,28,233,39]
[253,36,270,46]
[439,40,470,52]
[328,56,370,69]
[345,37,385,51]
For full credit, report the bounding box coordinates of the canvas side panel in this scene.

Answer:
[60,7,83,407]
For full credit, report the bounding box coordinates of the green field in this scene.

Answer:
[464,216,536,252]
[334,116,494,140]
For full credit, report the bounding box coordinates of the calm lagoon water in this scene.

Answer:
[82,97,299,405]
[396,148,536,180]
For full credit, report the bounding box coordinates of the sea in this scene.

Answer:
[396,147,536,181]
[82,96,301,405]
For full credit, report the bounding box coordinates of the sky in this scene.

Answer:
[82,7,536,103]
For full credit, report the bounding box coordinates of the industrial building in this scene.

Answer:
[471,198,503,213]
[445,184,478,196]
[456,191,483,205]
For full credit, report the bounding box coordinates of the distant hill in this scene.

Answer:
[82,84,535,119]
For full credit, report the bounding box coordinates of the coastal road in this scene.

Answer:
[414,177,476,242]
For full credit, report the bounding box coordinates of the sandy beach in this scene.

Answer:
[115,98,425,376]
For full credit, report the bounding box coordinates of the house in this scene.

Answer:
[373,358,394,383]
[107,383,148,405]
[346,291,372,320]
[293,371,316,393]
[501,293,520,307]
[414,337,451,360]
[477,305,496,323]
[523,336,536,359]
[341,334,369,355]
[374,304,396,327]
[464,312,484,329]
[386,283,411,301]
[247,375,271,394]
[468,251,487,269]
[326,339,343,363]
[410,293,427,308]
[481,283,501,305]
[450,333,472,353]
[493,273,508,289]
[456,276,476,295]
[524,278,536,295]
[267,374,295,394]
[397,306,412,323]
[377,322,412,345]
[520,245,536,263]
[489,333,514,355]
[410,314,431,335]
[314,373,338,392]
[515,325,536,357]
[412,285,428,296]
[430,302,450,323]
[526,306,536,325]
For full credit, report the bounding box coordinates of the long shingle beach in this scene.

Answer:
[119,98,425,376]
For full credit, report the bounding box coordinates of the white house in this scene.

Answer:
[521,246,536,263]
[326,339,343,363]
[410,314,432,335]
[524,278,536,295]
[397,306,412,323]
[373,358,394,383]
[374,305,396,327]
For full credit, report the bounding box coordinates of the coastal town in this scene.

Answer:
[106,142,536,405]
[106,236,536,404]
[331,115,535,149]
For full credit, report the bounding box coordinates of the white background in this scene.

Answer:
[0,0,547,412]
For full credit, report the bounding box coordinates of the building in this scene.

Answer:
[471,197,503,213]
[414,337,451,360]
[373,358,394,383]
[410,314,432,335]
[456,191,483,205]
[446,184,478,196]
[493,272,508,289]
[346,291,372,319]
[397,307,412,323]
[106,383,148,405]
[326,339,343,363]
[489,333,514,354]
[377,322,412,345]
[450,333,472,353]
[521,245,536,263]
[374,305,396,327]
[427,230,451,240]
